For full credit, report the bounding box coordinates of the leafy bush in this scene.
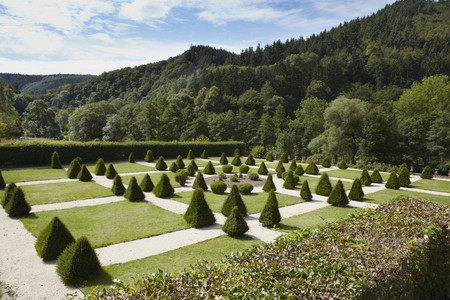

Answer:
[200,149,208,159]
[230,175,238,182]
[360,168,372,186]
[2,182,16,207]
[188,160,198,171]
[266,151,274,161]
[263,173,276,192]
[155,156,168,171]
[247,170,259,180]
[76,156,83,165]
[238,183,253,195]
[300,179,312,201]
[169,162,179,172]
[385,171,400,189]
[221,185,247,217]
[283,170,295,189]
[398,167,411,187]
[222,165,233,173]
[192,172,208,191]
[187,150,195,160]
[175,170,188,186]
[338,160,348,169]
[140,174,154,192]
[0,169,5,190]
[288,159,297,172]
[251,145,265,159]
[124,177,145,201]
[276,165,285,178]
[94,158,106,175]
[370,169,383,183]
[222,206,249,236]
[184,188,215,228]
[35,216,75,260]
[203,161,216,174]
[348,178,364,201]
[218,172,227,180]
[50,151,62,169]
[211,180,227,194]
[279,152,289,163]
[257,162,268,175]
[295,165,304,176]
[128,152,135,163]
[219,152,228,165]
[66,158,81,179]
[321,157,331,168]
[239,165,249,174]
[327,180,348,207]
[56,236,100,285]
[420,165,433,179]
[4,187,31,217]
[187,164,196,177]
[259,190,281,227]
[176,155,185,169]
[275,161,284,172]
[105,163,117,179]
[153,174,174,198]
[233,148,240,157]
[144,150,154,162]
[245,154,256,166]
[315,173,332,196]
[231,156,242,166]
[112,175,125,196]
[305,162,319,175]
[77,165,93,182]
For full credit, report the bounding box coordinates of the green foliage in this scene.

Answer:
[315,173,333,196]
[251,145,265,159]
[370,169,383,183]
[105,163,117,179]
[51,151,62,169]
[176,155,185,169]
[230,175,238,182]
[219,152,228,165]
[257,162,268,175]
[360,169,372,186]
[288,159,297,171]
[398,167,411,187]
[348,178,364,201]
[245,154,256,166]
[124,177,145,201]
[233,148,240,157]
[94,158,106,175]
[283,170,296,189]
[187,164,196,176]
[56,236,100,285]
[187,150,195,160]
[169,162,179,172]
[321,157,331,168]
[259,190,281,227]
[153,174,174,198]
[76,157,83,165]
[184,188,215,228]
[128,152,135,163]
[222,164,233,173]
[189,160,198,171]
[200,149,208,159]
[1,182,16,207]
[0,169,5,190]
[210,180,227,194]
[262,173,276,192]
[239,165,249,174]
[338,160,348,169]
[420,166,433,179]
[221,185,247,217]
[222,206,249,236]
[300,179,312,201]
[238,183,253,195]
[231,156,242,166]
[295,165,305,176]
[385,171,400,189]
[175,170,189,186]
[305,162,319,175]
[192,172,208,191]
[266,152,274,161]
[327,180,348,207]
[144,150,154,162]
[247,170,259,180]
[4,187,31,217]
[66,158,81,179]
[112,175,125,196]
[140,174,154,192]
[35,216,75,260]
[203,161,216,174]
[155,156,168,171]
[77,165,92,182]
[279,152,289,163]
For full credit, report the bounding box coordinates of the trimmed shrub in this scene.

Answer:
[219,153,228,165]
[105,163,117,179]
[293,174,300,185]
[338,160,348,169]
[222,206,249,236]
[211,180,227,194]
[259,190,281,227]
[94,158,106,175]
[140,174,154,192]
[51,151,62,169]
[279,152,289,163]
[218,172,227,180]
[56,236,100,285]
[200,149,208,159]
[192,172,208,191]
[124,177,145,201]
[276,165,285,178]
[231,156,242,166]
[233,148,240,157]
[385,171,400,189]
[187,164,196,177]
[67,159,82,179]
[128,152,135,163]
[239,165,249,174]
[348,178,364,201]
[266,151,274,162]
[300,179,312,201]
[321,157,331,168]
[283,170,296,189]
[189,160,198,171]
[222,164,233,173]
[169,162,179,172]
[247,170,259,180]
[245,154,256,166]
[288,159,297,172]
[35,216,75,260]
[420,165,433,179]
[398,167,411,187]
[238,183,253,195]
[370,169,383,183]
[187,150,195,160]
[221,185,247,217]
[153,174,174,198]
[251,145,265,159]
[155,156,168,171]
[76,156,83,165]
[360,169,372,186]
[175,170,188,186]
[5,187,31,217]
[184,188,215,228]
[257,162,268,175]
[144,150,154,162]
[176,155,185,169]
[315,173,332,196]
[275,160,284,172]
[112,175,125,196]
[263,173,276,192]
[305,162,319,175]
[399,163,409,172]
[77,165,92,182]
[203,161,216,174]
[295,165,305,176]
[0,169,5,190]
[2,182,16,207]
[230,175,238,182]
[327,180,348,207]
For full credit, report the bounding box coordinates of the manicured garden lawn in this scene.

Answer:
[87,162,155,173]
[121,172,181,187]
[81,235,263,294]
[364,189,450,206]
[21,181,114,205]
[2,168,67,183]
[21,201,188,248]
[326,169,390,181]
[172,191,302,214]
[409,179,450,193]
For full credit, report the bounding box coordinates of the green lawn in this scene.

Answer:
[326,169,390,181]
[21,181,114,205]
[21,201,188,248]
[364,189,450,206]
[87,162,155,173]
[2,168,67,183]
[121,172,181,187]
[173,191,302,214]
[81,235,263,294]
[409,179,450,193]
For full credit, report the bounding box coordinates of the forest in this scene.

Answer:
[0,0,448,172]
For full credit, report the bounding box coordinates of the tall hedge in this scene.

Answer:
[124,177,145,201]
[279,152,289,163]
[193,172,208,191]
[259,190,281,227]
[200,150,208,159]
[0,169,5,190]
[94,158,106,175]
[187,150,195,160]
[153,174,174,198]
[184,188,215,228]
[222,206,249,236]
[176,155,185,169]
[112,175,126,196]
[266,152,274,162]
[315,173,333,196]
[67,159,82,179]
[4,187,31,217]
[219,153,228,165]
[51,151,62,169]
[300,179,312,201]
[231,156,242,166]
[370,169,383,183]
[327,180,348,207]
[203,161,216,174]
[2,182,16,207]
[263,174,276,192]
[283,170,296,189]
[420,166,433,179]
[348,178,364,201]
[140,174,154,192]
[35,216,75,260]
[305,162,319,175]
[257,162,268,175]
[221,185,247,217]
[105,163,117,179]
[77,165,93,182]
[155,156,168,171]
[245,154,256,166]
[144,150,154,162]
[385,171,400,189]
[128,152,135,163]
[360,169,372,186]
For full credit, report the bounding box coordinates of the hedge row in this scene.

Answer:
[0,141,245,167]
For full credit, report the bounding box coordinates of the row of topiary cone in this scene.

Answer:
[1,182,31,217]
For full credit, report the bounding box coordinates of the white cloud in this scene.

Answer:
[119,0,171,24]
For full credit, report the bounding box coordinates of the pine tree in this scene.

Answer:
[176,155,185,169]
[5,187,31,217]
[192,172,208,191]
[420,166,433,179]
[295,165,305,176]
[258,162,268,175]
[266,152,274,161]
[385,171,400,189]
[35,216,75,260]
[50,151,62,169]
[0,169,5,190]
[155,156,168,171]
[94,158,106,175]
[124,177,145,201]
[348,178,364,201]
[184,188,215,228]
[169,162,179,172]
[300,179,312,201]
[283,170,295,189]
[263,173,276,192]
[112,175,125,196]
[2,182,16,207]
[305,162,319,175]
[200,149,208,159]
[105,163,117,179]
[398,167,411,187]
[370,169,383,183]
[187,150,195,160]
[288,159,297,171]
[315,173,332,196]
[67,159,82,179]
[219,152,228,165]
[77,165,93,182]
[231,156,242,166]
[221,185,247,217]
[140,174,154,192]
[245,154,256,166]
[153,174,175,198]
[144,150,154,162]
[321,157,331,168]
[360,169,372,186]
[327,180,348,207]
[203,161,216,174]
[338,160,348,169]
[128,152,135,163]
[279,152,289,163]
[189,160,198,171]
[259,190,281,227]
[222,206,249,236]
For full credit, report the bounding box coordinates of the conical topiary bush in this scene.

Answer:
[327,180,348,207]
[321,157,331,168]
[128,152,135,163]
[245,154,256,166]
[0,169,5,190]
[187,164,196,177]
[189,160,198,171]
[231,156,242,166]
[360,169,372,186]
[279,152,289,163]
[266,152,274,161]
[283,170,296,189]
[94,158,106,175]
[288,159,297,172]
[295,165,305,176]
[176,155,185,169]
[175,170,188,186]
[76,156,83,165]
[385,171,400,189]
[300,179,312,201]
[187,150,195,160]
[398,164,410,187]
[144,150,154,162]
[153,174,174,198]
[258,162,268,175]
[222,206,249,236]
[221,184,247,217]
[348,178,364,201]
[184,188,215,228]
[315,173,332,196]
[77,165,92,182]
[155,156,168,171]
[51,151,62,169]
[370,169,383,183]
[2,182,16,207]
[200,150,208,159]
[35,216,75,260]
[124,177,145,201]
[305,162,319,175]
[5,187,31,217]
[258,190,281,227]
[140,174,154,192]
[276,165,285,178]
[67,159,82,179]
[420,166,433,179]
[192,172,208,191]
[56,236,100,285]
[233,148,240,157]
[169,162,179,172]
[337,160,348,169]
[112,175,126,196]
[105,163,117,179]
[219,152,228,165]
[203,161,216,174]
[263,173,276,192]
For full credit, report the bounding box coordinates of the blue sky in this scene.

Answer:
[0,0,396,75]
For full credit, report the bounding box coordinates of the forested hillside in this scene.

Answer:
[0,0,448,172]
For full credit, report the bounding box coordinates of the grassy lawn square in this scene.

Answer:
[409,179,450,193]
[2,168,67,183]
[364,189,450,206]
[326,169,390,181]
[21,201,188,248]
[87,162,155,173]
[121,172,181,187]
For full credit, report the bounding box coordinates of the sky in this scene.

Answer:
[0,0,396,75]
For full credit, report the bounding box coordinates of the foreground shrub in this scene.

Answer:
[0,169,5,190]
[176,155,185,169]
[300,179,312,201]
[245,154,256,166]
[200,149,208,159]
[385,171,400,189]
[348,178,364,201]
[169,162,179,173]
[35,216,75,260]
[67,159,82,179]
[203,161,216,174]
[305,162,319,175]
[257,162,268,175]
[222,206,249,236]
[315,173,332,196]
[155,156,167,171]
[128,152,135,163]
[222,165,233,173]
[219,152,228,165]
[94,158,106,175]
[175,170,189,186]
[263,174,276,192]
[2,182,16,207]
[184,188,215,228]
[50,151,62,169]
[140,174,154,192]
[247,170,259,180]
[421,166,434,179]
[5,187,31,217]
[251,145,265,159]
[259,190,281,227]
[231,156,242,166]
[338,160,348,169]
[295,165,304,176]
[398,167,411,187]
[124,177,145,201]
[187,150,195,160]
[77,165,92,182]
[360,168,372,186]
[112,175,125,196]
[239,165,249,174]
[283,170,295,189]
[211,180,227,194]
[221,185,247,216]
[144,150,154,162]
[279,152,289,163]
[153,174,174,198]
[56,236,100,285]
[370,168,383,183]
[187,164,196,176]
[266,151,274,161]
[321,157,331,168]
[188,160,198,171]
[104,163,117,179]
[327,180,348,207]
[238,183,253,195]
[192,172,207,191]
